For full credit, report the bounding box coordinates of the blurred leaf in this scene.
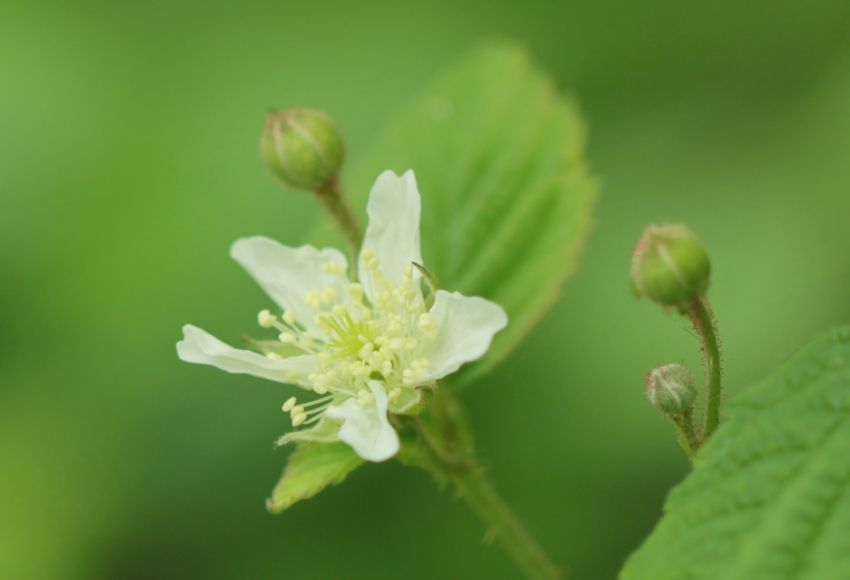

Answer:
[620,326,850,580]
[266,442,364,513]
[317,44,597,386]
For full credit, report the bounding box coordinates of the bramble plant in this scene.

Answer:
[176,46,850,580]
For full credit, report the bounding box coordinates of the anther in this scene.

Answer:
[258,310,276,328]
[266,352,283,360]
[282,397,297,412]
[292,413,308,427]
[283,310,297,325]
[321,286,337,304]
[322,262,345,275]
[279,332,297,343]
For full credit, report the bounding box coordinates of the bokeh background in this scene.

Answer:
[3,0,850,578]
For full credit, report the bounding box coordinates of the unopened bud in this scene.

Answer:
[630,223,711,307]
[260,108,345,191]
[645,363,697,415]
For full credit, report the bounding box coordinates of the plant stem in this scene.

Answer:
[687,295,722,442]
[672,409,698,460]
[410,388,562,580]
[452,464,563,580]
[313,176,363,268]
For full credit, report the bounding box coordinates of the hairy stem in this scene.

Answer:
[410,388,562,580]
[313,176,363,269]
[672,409,698,460]
[687,295,722,442]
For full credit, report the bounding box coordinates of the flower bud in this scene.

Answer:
[630,223,711,306]
[645,363,697,416]
[260,108,346,190]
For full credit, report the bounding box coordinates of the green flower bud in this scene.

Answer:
[645,363,697,416]
[630,223,711,306]
[260,108,346,191]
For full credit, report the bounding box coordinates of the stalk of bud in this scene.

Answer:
[645,363,697,416]
[260,108,346,191]
[630,223,711,307]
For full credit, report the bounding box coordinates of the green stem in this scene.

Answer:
[410,389,562,580]
[452,465,562,580]
[313,176,363,269]
[672,409,698,460]
[687,295,722,442]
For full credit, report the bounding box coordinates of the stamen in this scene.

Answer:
[322,262,345,275]
[320,286,337,304]
[283,310,297,325]
[302,394,334,407]
[258,310,276,328]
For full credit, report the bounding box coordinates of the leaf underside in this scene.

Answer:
[620,326,850,580]
[267,442,364,513]
[314,43,597,386]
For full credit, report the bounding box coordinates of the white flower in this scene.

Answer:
[177,170,508,462]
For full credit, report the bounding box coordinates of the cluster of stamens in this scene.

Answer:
[259,249,439,427]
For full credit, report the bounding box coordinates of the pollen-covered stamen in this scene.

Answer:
[272,250,444,431]
[283,392,336,427]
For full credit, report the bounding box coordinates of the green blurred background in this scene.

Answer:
[3,0,850,578]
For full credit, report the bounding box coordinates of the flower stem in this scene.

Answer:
[686,295,722,442]
[672,409,698,460]
[313,176,363,266]
[452,465,563,580]
[409,388,562,580]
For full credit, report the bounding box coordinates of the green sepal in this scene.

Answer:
[275,415,341,447]
[266,442,364,513]
[390,384,435,415]
[413,262,442,310]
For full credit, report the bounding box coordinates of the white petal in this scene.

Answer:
[176,324,317,386]
[419,290,508,381]
[325,382,399,462]
[230,237,349,337]
[360,170,422,298]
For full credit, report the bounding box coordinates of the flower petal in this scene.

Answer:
[360,170,422,297]
[419,290,508,381]
[230,236,349,337]
[176,324,317,386]
[324,382,399,462]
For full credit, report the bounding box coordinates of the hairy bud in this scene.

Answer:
[645,363,697,416]
[260,108,346,190]
[630,223,711,307]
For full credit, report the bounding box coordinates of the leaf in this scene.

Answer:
[620,326,850,580]
[315,44,597,386]
[266,442,364,513]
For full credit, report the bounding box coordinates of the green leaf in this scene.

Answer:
[620,326,850,580]
[316,44,597,386]
[266,442,364,513]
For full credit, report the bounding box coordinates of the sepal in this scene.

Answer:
[275,415,341,447]
[266,441,363,513]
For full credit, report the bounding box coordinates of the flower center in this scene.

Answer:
[257,248,438,428]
